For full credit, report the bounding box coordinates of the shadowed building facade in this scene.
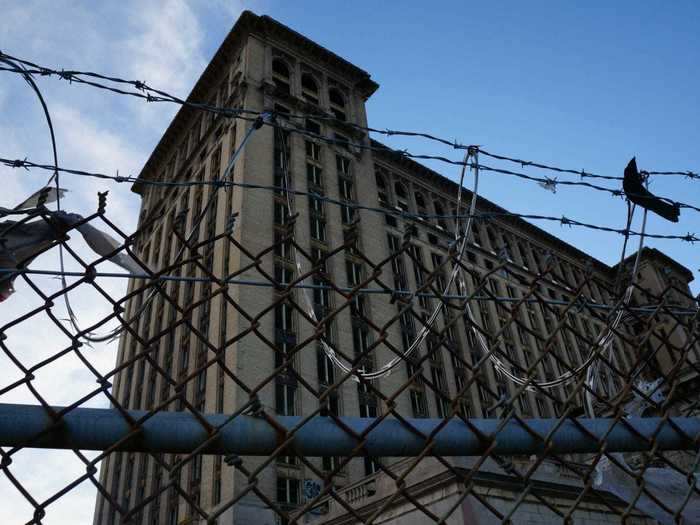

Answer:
[93,11,696,525]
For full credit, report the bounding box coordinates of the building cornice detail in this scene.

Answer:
[134,11,377,193]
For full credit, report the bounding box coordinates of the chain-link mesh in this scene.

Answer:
[1,42,699,525]
[1,184,699,525]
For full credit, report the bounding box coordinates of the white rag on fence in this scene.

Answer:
[1,192,140,302]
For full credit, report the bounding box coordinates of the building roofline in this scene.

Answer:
[256,14,379,98]
[133,10,378,193]
[130,13,691,287]
[370,139,614,275]
[613,247,695,283]
[321,465,639,525]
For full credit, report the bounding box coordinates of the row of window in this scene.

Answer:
[382,208,632,419]
[376,165,613,306]
[110,135,242,523]
[272,57,348,121]
[140,59,241,230]
[272,127,379,485]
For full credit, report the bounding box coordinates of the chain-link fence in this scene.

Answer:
[1,185,699,525]
[1,49,700,525]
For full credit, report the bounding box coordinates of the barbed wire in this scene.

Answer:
[1,51,697,184]
[477,148,700,182]
[2,46,700,525]
[1,157,698,242]
[3,266,697,315]
[1,50,698,213]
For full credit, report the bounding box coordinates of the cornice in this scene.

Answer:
[321,467,640,525]
[613,247,694,283]
[133,11,378,194]
[370,140,614,277]
[256,15,378,99]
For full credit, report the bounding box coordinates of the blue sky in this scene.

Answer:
[0,2,698,523]
[2,1,698,286]
[262,1,699,289]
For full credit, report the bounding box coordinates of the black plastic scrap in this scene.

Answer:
[623,157,680,223]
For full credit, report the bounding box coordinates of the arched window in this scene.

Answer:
[471,223,482,246]
[301,73,319,105]
[531,248,543,273]
[329,88,346,121]
[516,241,529,267]
[272,59,291,94]
[394,181,407,199]
[500,233,513,261]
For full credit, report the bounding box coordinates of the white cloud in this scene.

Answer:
[50,103,143,226]
[125,0,206,91]
[0,2,247,523]
[123,0,208,129]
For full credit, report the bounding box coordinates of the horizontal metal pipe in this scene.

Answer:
[1,403,699,456]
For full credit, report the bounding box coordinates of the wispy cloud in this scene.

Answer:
[0,2,246,523]
[125,0,207,94]
[51,103,144,224]
[122,0,209,131]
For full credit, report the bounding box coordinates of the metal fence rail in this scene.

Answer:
[4,404,700,456]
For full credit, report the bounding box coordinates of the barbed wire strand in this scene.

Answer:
[455,147,649,402]
[1,52,699,216]
[1,49,700,524]
[2,266,696,316]
[0,50,697,185]
[1,158,697,243]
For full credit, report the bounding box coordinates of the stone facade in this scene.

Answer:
[93,11,696,525]
[316,457,654,525]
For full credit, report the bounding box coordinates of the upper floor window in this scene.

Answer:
[395,182,409,212]
[310,215,327,243]
[216,78,228,109]
[516,241,529,267]
[307,163,323,188]
[486,226,498,250]
[272,58,291,94]
[395,181,407,199]
[329,88,346,121]
[336,155,351,176]
[309,194,325,216]
[339,177,354,201]
[375,170,387,189]
[275,383,296,416]
[415,192,427,215]
[306,140,321,161]
[532,249,543,273]
[500,234,513,261]
[301,73,319,105]
[317,348,335,386]
[434,201,448,231]
[376,173,389,205]
[275,300,294,333]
